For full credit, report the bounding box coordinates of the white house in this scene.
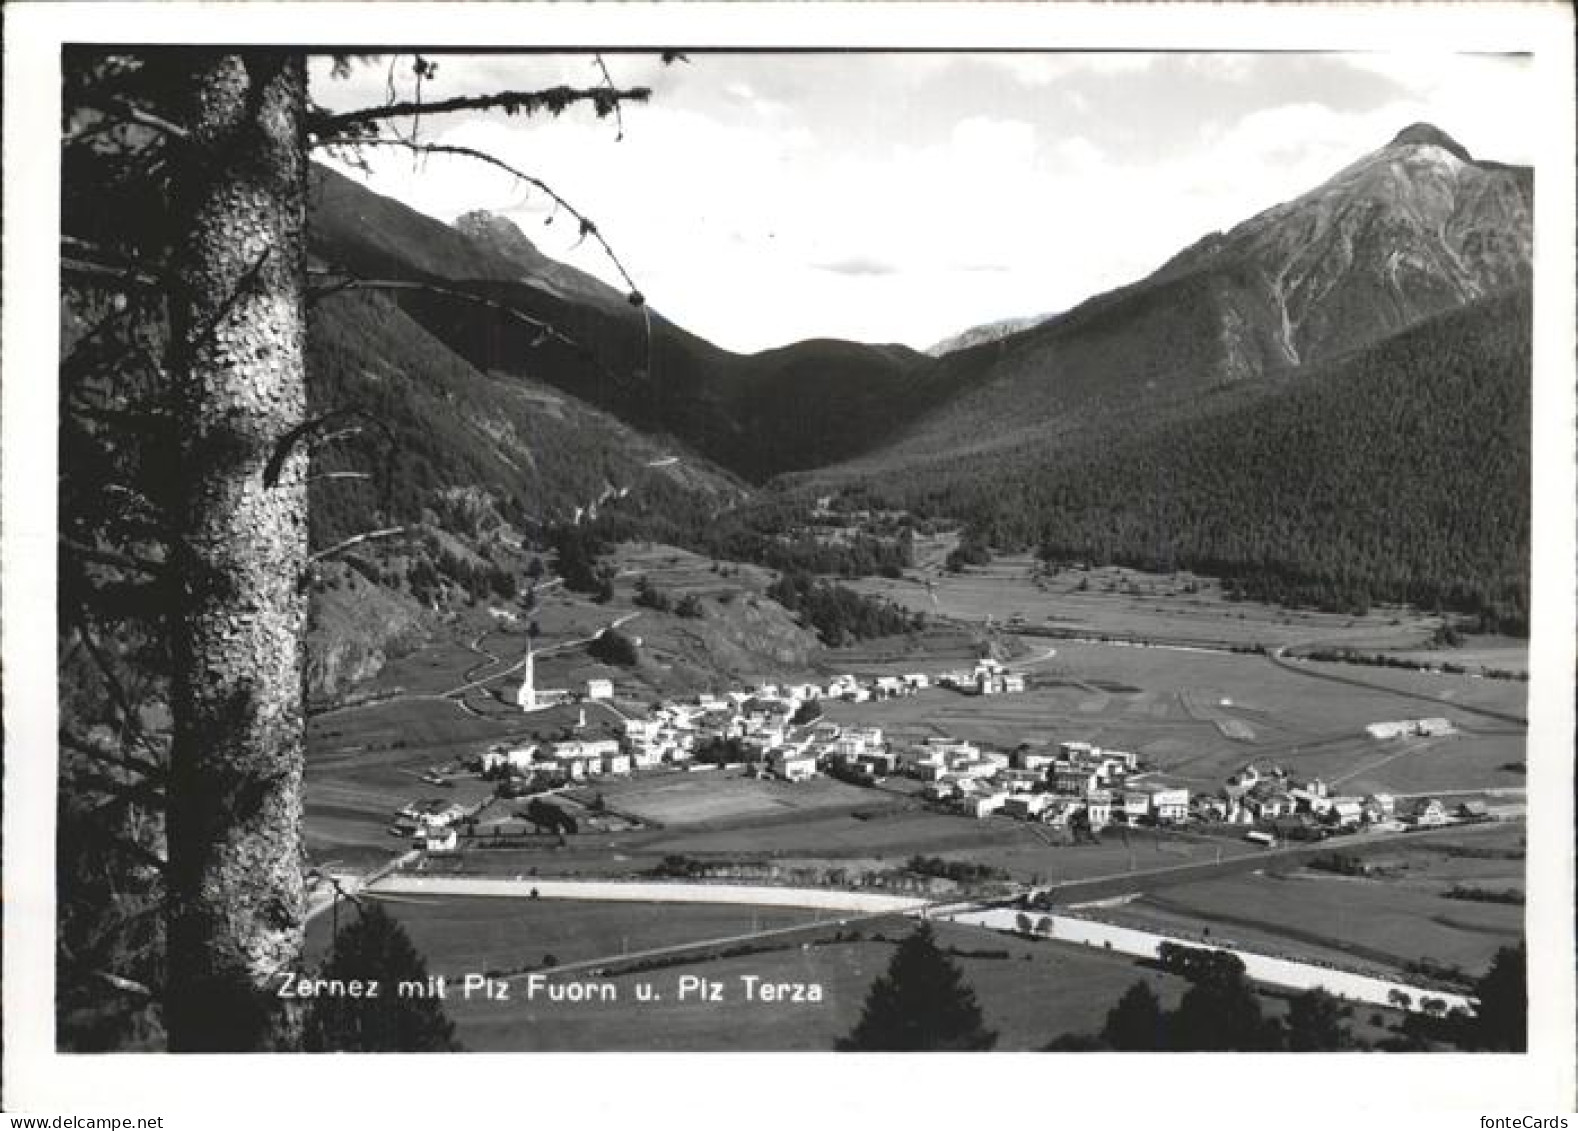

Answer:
[409,799,465,828]
[1365,793,1396,820]
[481,744,538,774]
[1328,797,1364,826]
[1366,720,1412,740]
[1054,765,1101,795]
[1015,749,1056,772]
[587,679,614,701]
[631,747,664,770]
[1143,786,1190,823]
[1082,790,1113,829]
[1002,793,1053,820]
[1410,798,1448,827]
[1118,790,1151,822]
[625,718,661,743]
[964,791,1009,819]
[773,750,818,782]
[419,825,458,852]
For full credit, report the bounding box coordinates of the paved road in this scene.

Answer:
[371,874,931,913]
[942,907,1476,1014]
[313,612,641,720]
[439,612,641,701]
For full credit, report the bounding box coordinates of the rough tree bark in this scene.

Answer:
[164,50,310,1051]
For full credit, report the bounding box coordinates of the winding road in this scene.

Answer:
[311,612,641,721]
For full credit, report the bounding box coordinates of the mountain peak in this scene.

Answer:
[1389,123,1473,163]
[454,209,548,265]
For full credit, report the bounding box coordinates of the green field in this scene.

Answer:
[594,771,870,824]
[304,896,823,976]
[424,917,1194,1051]
[304,539,1528,1047]
[1095,840,1524,978]
[849,551,1451,653]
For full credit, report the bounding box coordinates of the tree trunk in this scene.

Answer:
[164,50,309,1051]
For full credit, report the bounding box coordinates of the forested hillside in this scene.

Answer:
[309,166,946,482]
[305,285,746,552]
[815,288,1531,630]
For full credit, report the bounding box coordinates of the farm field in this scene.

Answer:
[431,917,1196,1051]
[820,640,1525,796]
[303,896,823,977]
[1366,639,1528,675]
[589,771,878,827]
[306,633,1526,878]
[306,697,515,863]
[850,550,1447,652]
[433,801,1262,891]
[1095,860,1523,978]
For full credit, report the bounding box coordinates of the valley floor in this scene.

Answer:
[302,547,1528,1051]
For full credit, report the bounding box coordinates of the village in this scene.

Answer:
[390,647,1494,857]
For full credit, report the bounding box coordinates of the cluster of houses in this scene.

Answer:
[488,660,1030,790]
[391,798,468,850]
[934,658,1027,697]
[1199,762,1482,841]
[902,737,1189,829]
[1202,763,1387,832]
[398,651,1491,856]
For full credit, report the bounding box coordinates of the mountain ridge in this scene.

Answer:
[818,123,1531,475]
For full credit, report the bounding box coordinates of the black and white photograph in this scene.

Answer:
[5,0,1575,1123]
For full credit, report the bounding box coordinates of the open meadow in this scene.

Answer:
[822,639,1524,795]
[422,915,1196,1051]
[1092,827,1525,979]
[590,771,877,826]
[851,550,1454,651]
[304,895,823,975]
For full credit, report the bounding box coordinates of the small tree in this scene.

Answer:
[835,922,996,1051]
[1470,942,1526,1051]
[1101,979,1168,1051]
[1285,987,1352,1051]
[304,902,460,1052]
[1167,957,1282,1051]
[589,627,638,667]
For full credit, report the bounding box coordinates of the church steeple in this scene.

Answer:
[516,638,537,711]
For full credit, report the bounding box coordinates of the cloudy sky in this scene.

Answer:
[310,51,1535,354]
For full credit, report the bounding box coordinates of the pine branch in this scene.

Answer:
[73,98,191,143]
[59,727,164,782]
[61,255,161,289]
[66,610,167,761]
[309,526,412,565]
[93,970,155,998]
[309,83,651,138]
[307,271,589,351]
[61,536,167,576]
[593,55,626,142]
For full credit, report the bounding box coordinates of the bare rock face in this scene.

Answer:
[925,313,1052,358]
[1162,123,1531,368]
[306,566,432,704]
[849,124,1532,473]
[451,208,631,310]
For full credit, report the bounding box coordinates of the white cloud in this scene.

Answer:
[310,51,1537,354]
